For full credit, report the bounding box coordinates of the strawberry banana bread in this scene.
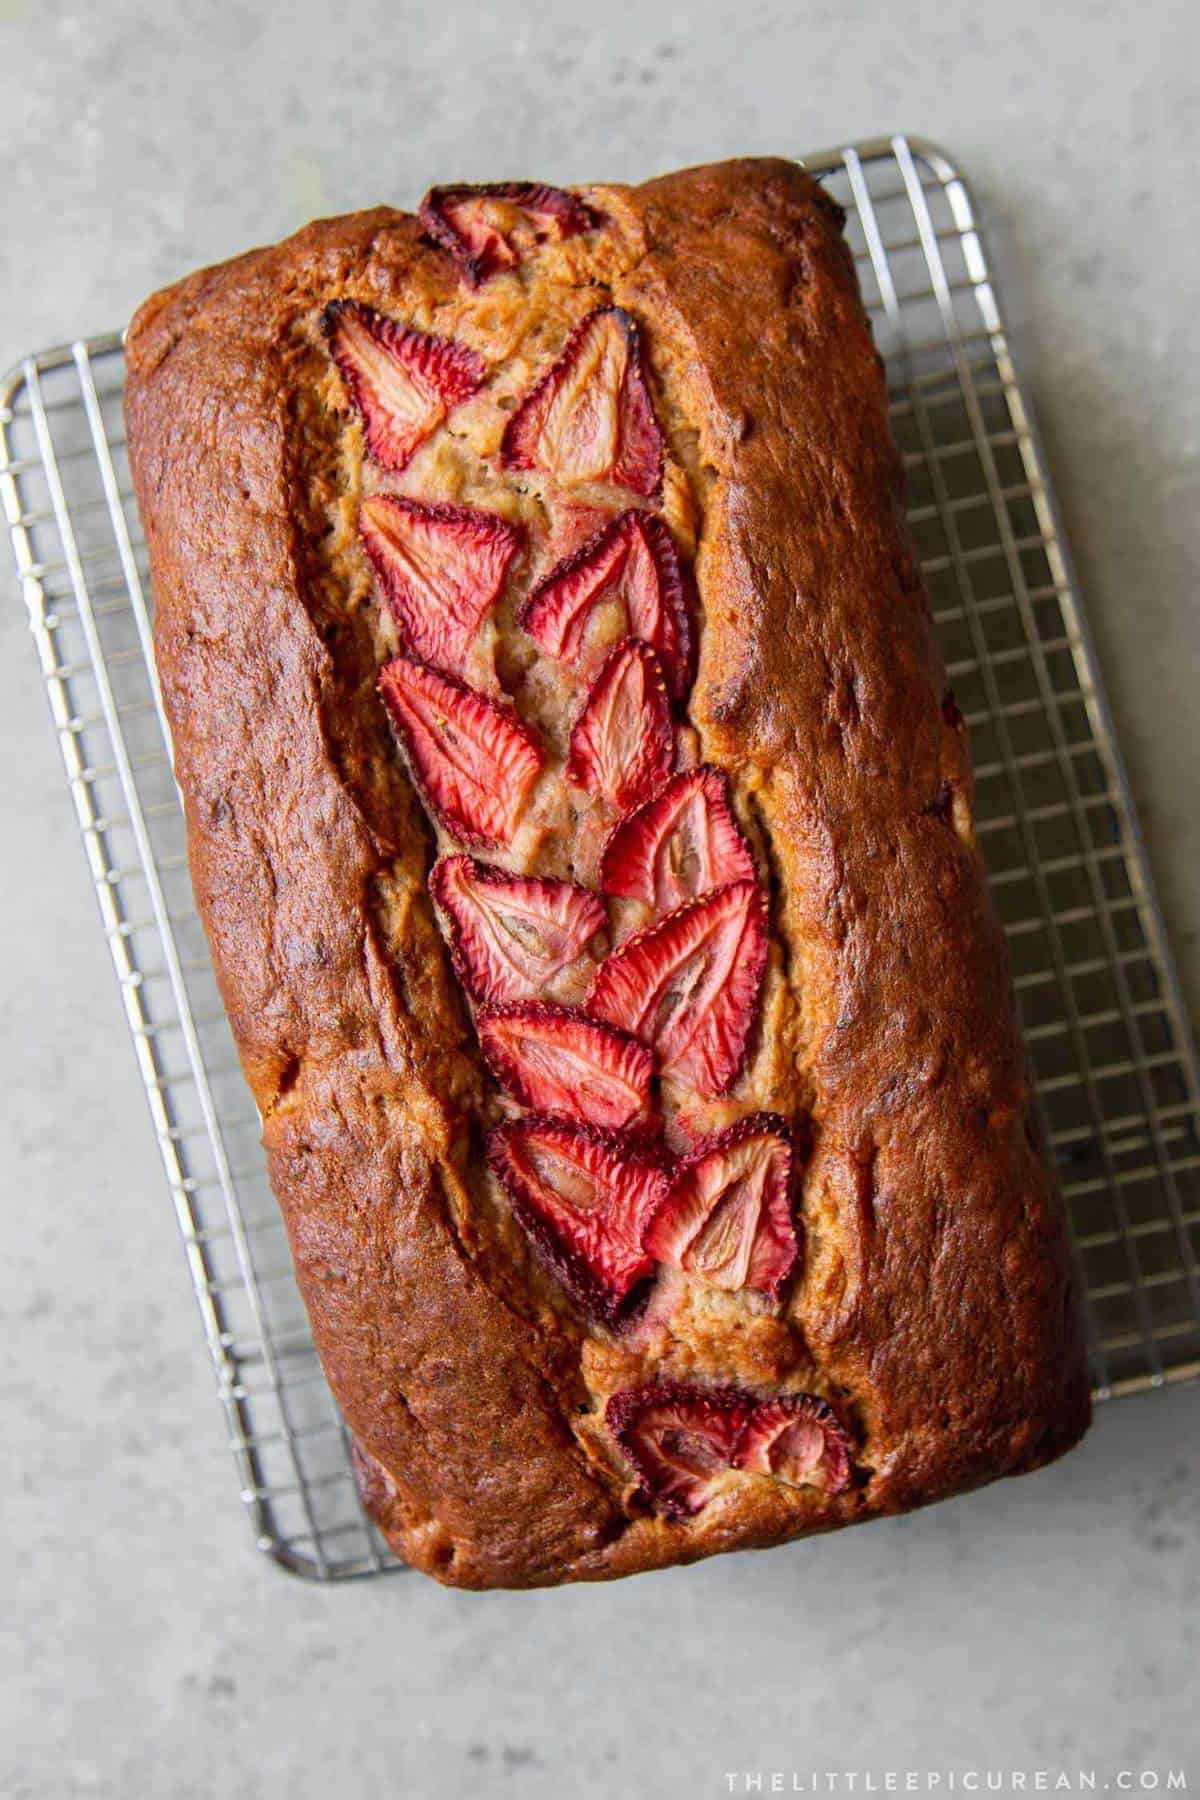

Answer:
[125,158,1090,1588]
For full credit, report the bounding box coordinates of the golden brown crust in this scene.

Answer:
[125,157,1089,1589]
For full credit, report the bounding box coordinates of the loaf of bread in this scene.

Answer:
[125,157,1090,1588]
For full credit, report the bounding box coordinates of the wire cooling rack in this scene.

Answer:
[3,136,1199,1582]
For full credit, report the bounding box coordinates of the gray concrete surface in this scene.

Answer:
[1,1,1197,1795]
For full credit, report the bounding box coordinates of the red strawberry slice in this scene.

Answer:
[379,658,542,847]
[600,765,756,913]
[429,856,605,1003]
[419,182,596,286]
[519,509,694,700]
[322,300,484,472]
[732,1395,853,1496]
[487,1116,666,1323]
[361,495,520,671]
[645,1113,798,1295]
[607,1384,853,1516]
[566,639,674,813]
[500,306,664,497]
[605,1384,750,1517]
[477,1002,652,1129]
[586,880,768,1097]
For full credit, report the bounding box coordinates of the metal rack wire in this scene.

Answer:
[3,135,1198,1582]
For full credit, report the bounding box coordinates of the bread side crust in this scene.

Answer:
[125,159,1089,1589]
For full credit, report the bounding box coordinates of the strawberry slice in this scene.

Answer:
[379,658,542,847]
[732,1395,853,1496]
[605,1384,749,1518]
[322,300,484,472]
[587,880,768,1097]
[607,1384,853,1516]
[500,306,664,497]
[361,495,520,671]
[419,182,596,285]
[600,765,756,913]
[645,1113,798,1295]
[566,639,674,813]
[429,856,605,1003]
[487,1116,666,1323]
[477,1002,652,1129]
[519,509,694,699]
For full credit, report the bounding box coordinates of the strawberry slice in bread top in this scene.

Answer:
[732,1395,852,1495]
[587,880,768,1097]
[487,1116,665,1326]
[501,306,664,498]
[419,182,596,286]
[645,1113,799,1296]
[605,1385,750,1518]
[477,1001,652,1131]
[323,300,484,472]
[380,659,542,849]
[361,495,520,674]
[607,1385,852,1518]
[520,509,693,700]
[600,765,756,914]
[566,638,675,814]
[429,856,606,1005]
